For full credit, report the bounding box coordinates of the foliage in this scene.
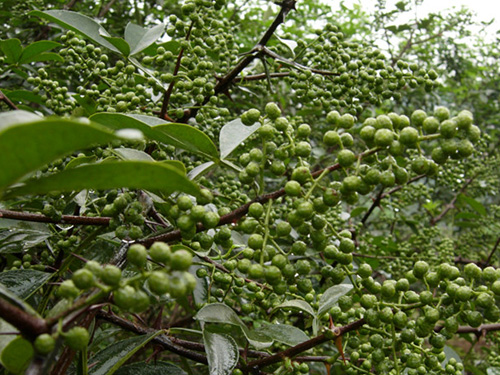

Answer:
[0,0,500,374]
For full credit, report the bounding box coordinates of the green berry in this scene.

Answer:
[411,109,427,126]
[72,269,95,290]
[171,249,193,271]
[58,280,80,299]
[399,126,419,147]
[149,242,172,263]
[127,244,148,268]
[148,271,170,295]
[285,180,301,196]
[101,265,122,286]
[413,261,429,279]
[64,327,89,351]
[434,106,450,121]
[337,149,356,167]
[265,102,281,120]
[34,334,55,355]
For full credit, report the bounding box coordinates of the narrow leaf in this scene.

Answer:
[89,331,163,375]
[317,283,353,317]
[0,38,22,64]
[272,299,315,317]
[0,115,118,192]
[219,119,260,159]
[112,148,154,161]
[0,270,52,300]
[124,22,165,56]
[458,194,487,216]
[254,323,308,346]
[18,40,60,64]
[203,330,238,375]
[91,113,218,159]
[30,10,120,53]
[6,161,199,198]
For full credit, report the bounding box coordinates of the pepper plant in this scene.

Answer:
[0,0,499,374]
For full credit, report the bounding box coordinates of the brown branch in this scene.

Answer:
[64,0,80,9]
[361,174,426,226]
[0,209,110,226]
[0,297,48,339]
[98,0,118,18]
[159,22,194,120]
[430,175,476,226]
[0,89,19,110]
[97,310,208,364]
[485,236,500,266]
[185,0,297,122]
[247,318,365,370]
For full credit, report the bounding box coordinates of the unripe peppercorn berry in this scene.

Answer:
[170,249,193,271]
[265,102,281,120]
[64,327,89,351]
[149,242,172,263]
[34,333,55,355]
[127,244,148,268]
[72,269,95,290]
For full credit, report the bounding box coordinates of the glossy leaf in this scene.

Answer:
[254,323,308,346]
[219,118,260,159]
[0,114,118,192]
[203,330,238,375]
[6,161,199,198]
[89,331,163,375]
[188,161,216,180]
[91,113,219,159]
[18,40,60,64]
[0,336,34,374]
[124,22,165,56]
[30,10,120,53]
[0,283,38,315]
[101,36,130,56]
[112,148,154,161]
[0,225,51,254]
[272,299,315,317]
[317,283,353,317]
[196,303,271,348]
[0,38,22,64]
[114,361,187,375]
[0,269,51,299]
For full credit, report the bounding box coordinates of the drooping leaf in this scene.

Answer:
[254,322,308,346]
[30,10,120,53]
[5,161,200,198]
[458,194,487,216]
[0,38,22,64]
[0,269,51,299]
[91,113,219,159]
[317,283,353,317]
[0,336,34,374]
[188,161,216,180]
[219,119,260,159]
[0,114,118,192]
[89,331,163,375]
[203,330,239,375]
[101,36,130,56]
[18,40,60,64]
[272,299,315,317]
[21,52,64,63]
[196,303,272,348]
[0,225,51,254]
[2,90,44,105]
[114,361,187,375]
[124,22,165,56]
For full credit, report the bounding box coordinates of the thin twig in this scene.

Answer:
[98,0,118,18]
[0,209,110,226]
[484,236,500,266]
[0,89,19,110]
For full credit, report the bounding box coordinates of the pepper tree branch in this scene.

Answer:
[185,0,297,122]
[0,89,19,110]
[430,174,476,226]
[0,297,48,339]
[0,209,110,226]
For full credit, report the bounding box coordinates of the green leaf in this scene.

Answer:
[0,283,38,315]
[6,161,199,198]
[0,38,22,64]
[0,270,51,299]
[0,109,40,129]
[112,148,154,161]
[20,51,64,63]
[254,322,308,346]
[89,331,163,375]
[188,161,216,180]
[196,303,272,348]
[30,10,120,53]
[91,113,219,159]
[272,299,315,317]
[18,40,60,64]
[0,224,51,254]
[114,361,187,375]
[458,194,487,216]
[0,336,34,374]
[455,212,480,220]
[72,94,98,115]
[124,22,165,56]
[65,154,98,169]
[442,345,462,365]
[154,123,219,159]
[3,90,44,105]
[203,330,238,375]
[0,115,118,192]
[101,36,130,56]
[350,206,367,218]
[317,283,353,317]
[219,118,260,159]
